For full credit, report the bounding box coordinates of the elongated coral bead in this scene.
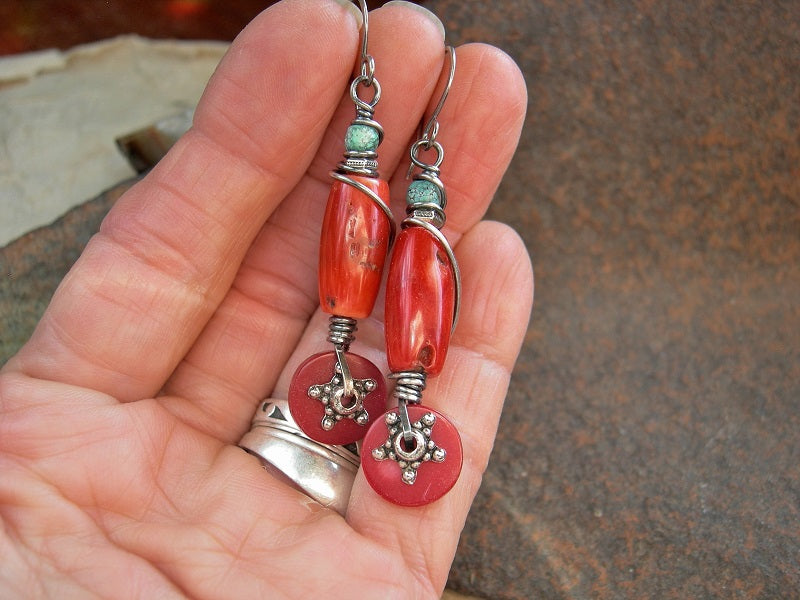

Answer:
[318,176,391,319]
[385,226,455,376]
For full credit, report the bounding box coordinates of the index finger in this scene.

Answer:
[4,0,362,402]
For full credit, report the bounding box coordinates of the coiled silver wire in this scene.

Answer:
[327,316,357,350]
[390,370,427,404]
[390,371,427,443]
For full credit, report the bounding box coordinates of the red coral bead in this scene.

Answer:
[318,176,391,319]
[385,226,455,376]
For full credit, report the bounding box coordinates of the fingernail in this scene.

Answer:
[383,1,446,40]
[333,0,364,29]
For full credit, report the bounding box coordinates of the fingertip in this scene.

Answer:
[476,43,528,104]
[455,42,528,136]
[454,220,534,368]
[332,0,364,29]
[382,1,446,41]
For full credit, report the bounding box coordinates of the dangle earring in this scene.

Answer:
[362,46,463,507]
[287,0,393,446]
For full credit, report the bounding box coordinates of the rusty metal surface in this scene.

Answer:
[430,0,800,597]
[1,1,799,598]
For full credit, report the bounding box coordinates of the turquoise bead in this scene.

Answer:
[406,179,442,207]
[345,125,380,153]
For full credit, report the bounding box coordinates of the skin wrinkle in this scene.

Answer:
[235,212,321,293]
[165,363,246,404]
[234,247,318,308]
[452,229,534,364]
[170,328,292,400]
[139,181,240,274]
[1,469,177,600]
[186,126,296,200]
[451,326,522,377]
[0,533,47,599]
[234,177,330,282]
[195,90,290,176]
[86,240,212,331]
[33,311,120,380]
[128,407,181,514]
[349,505,448,599]
[231,271,316,328]
[0,375,118,425]
[125,467,355,598]
[150,155,247,232]
[13,240,204,401]
[396,524,444,598]
[202,294,290,365]
[160,294,304,414]
[107,197,256,301]
[134,133,269,224]
[262,194,325,257]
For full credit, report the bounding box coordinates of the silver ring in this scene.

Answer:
[239,398,359,516]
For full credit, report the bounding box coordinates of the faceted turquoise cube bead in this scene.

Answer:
[345,124,380,153]
[406,179,442,207]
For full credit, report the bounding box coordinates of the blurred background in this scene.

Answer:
[0,0,327,53]
[1,1,799,598]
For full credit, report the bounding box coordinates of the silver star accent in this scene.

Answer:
[370,411,446,485]
[307,363,376,430]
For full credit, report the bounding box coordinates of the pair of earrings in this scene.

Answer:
[288,4,461,508]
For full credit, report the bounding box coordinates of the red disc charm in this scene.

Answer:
[362,405,462,507]
[288,352,387,446]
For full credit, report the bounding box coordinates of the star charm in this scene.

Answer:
[371,411,446,485]
[307,363,376,431]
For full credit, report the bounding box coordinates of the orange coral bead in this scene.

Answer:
[318,176,391,319]
[385,226,455,376]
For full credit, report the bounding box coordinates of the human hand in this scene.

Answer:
[0,1,531,597]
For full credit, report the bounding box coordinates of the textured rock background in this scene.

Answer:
[1,1,799,598]
[434,1,800,597]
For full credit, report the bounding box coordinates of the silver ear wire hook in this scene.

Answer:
[356,0,375,86]
[407,45,456,179]
[422,45,456,148]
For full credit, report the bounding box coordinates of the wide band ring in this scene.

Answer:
[239,398,359,516]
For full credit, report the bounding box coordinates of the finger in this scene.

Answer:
[4,0,362,402]
[347,221,534,593]
[160,2,448,441]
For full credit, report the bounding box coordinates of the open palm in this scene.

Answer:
[0,1,531,598]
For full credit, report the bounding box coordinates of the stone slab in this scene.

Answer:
[0,36,226,245]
